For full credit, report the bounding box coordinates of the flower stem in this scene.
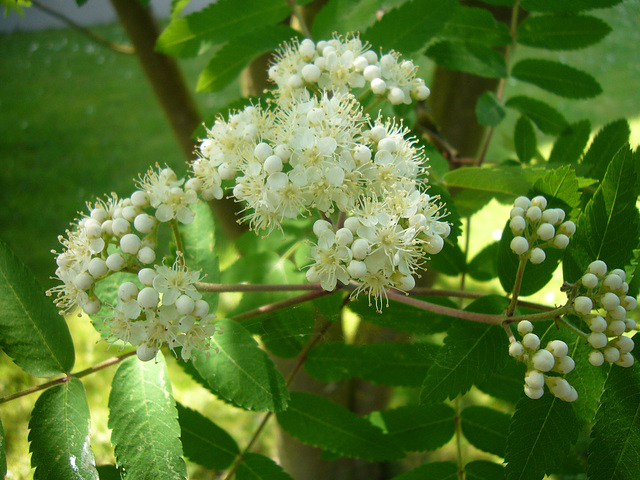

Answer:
[231,288,340,322]
[170,219,185,255]
[559,316,590,340]
[506,256,528,317]
[196,282,324,292]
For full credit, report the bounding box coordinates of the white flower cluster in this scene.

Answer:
[509,321,578,402]
[509,195,575,264]
[268,36,430,105]
[573,260,636,368]
[47,166,217,361]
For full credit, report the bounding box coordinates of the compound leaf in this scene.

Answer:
[511,59,602,99]
[440,5,512,46]
[514,116,537,164]
[28,378,98,480]
[443,165,546,196]
[506,96,569,135]
[581,119,630,182]
[312,0,383,39]
[549,120,591,165]
[461,406,510,457]
[475,91,506,127]
[236,453,293,480]
[426,41,507,78]
[108,353,187,480]
[517,13,611,50]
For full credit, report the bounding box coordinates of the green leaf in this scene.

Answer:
[276,392,404,461]
[92,271,137,341]
[516,14,611,50]
[108,353,187,480]
[391,461,458,480]
[156,0,290,57]
[514,116,537,164]
[506,96,569,135]
[549,120,591,165]
[465,461,505,480]
[443,165,547,196]
[426,41,507,78]
[420,296,509,404]
[427,241,467,276]
[170,0,191,20]
[504,395,580,480]
[28,378,98,480]
[236,453,293,480]
[305,342,438,387]
[440,6,512,46]
[511,59,602,99]
[0,417,5,478]
[468,241,499,282]
[564,146,638,282]
[475,91,506,127]
[312,0,383,39]
[197,26,299,92]
[533,164,582,211]
[581,119,630,181]
[96,465,122,480]
[0,239,75,377]
[362,0,457,53]
[176,402,239,471]
[588,362,640,480]
[520,0,623,13]
[477,359,527,404]
[192,319,289,411]
[461,406,510,457]
[369,404,456,452]
[260,303,315,358]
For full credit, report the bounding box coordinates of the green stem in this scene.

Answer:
[559,316,589,340]
[170,220,185,255]
[506,256,528,317]
[288,0,312,38]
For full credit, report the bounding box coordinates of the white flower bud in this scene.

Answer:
[137,246,156,265]
[73,272,93,291]
[524,385,544,400]
[90,207,108,223]
[553,234,570,249]
[193,299,210,318]
[425,235,444,255]
[136,344,158,362]
[84,219,103,239]
[351,238,370,260]
[611,268,626,281]
[118,282,139,302]
[588,315,607,333]
[299,38,315,59]
[526,206,542,222]
[138,268,156,286]
[347,260,367,279]
[264,155,283,174]
[532,349,555,372]
[370,77,387,95]
[510,236,529,255]
[137,287,159,309]
[344,216,361,233]
[274,144,291,162]
[83,297,101,315]
[517,320,534,335]
[531,196,547,210]
[522,333,540,351]
[603,346,620,363]
[363,65,382,82]
[412,84,430,100]
[581,273,599,289]
[546,340,569,358]
[287,74,303,88]
[254,142,273,162]
[588,260,608,278]
[313,220,333,236]
[574,296,593,315]
[335,228,353,246]
[120,233,141,255]
[607,320,626,337]
[353,145,372,164]
[510,216,526,235]
[617,282,629,295]
[378,137,398,152]
[558,221,576,237]
[625,318,636,332]
[301,64,321,83]
[514,196,531,210]
[111,218,130,237]
[589,350,605,366]
[396,274,416,291]
[608,305,626,321]
[525,370,545,389]
[529,247,546,264]
[620,295,636,311]
[175,294,195,315]
[509,342,524,358]
[353,55,369,72]
[88,257,108,278]
[388,87,405,105]
[134,213,156,234]
[541,208,559,225]
[555,355,575,374]
[510,206,525,219]
[106,253,125,271]
[616,352,635,368]
[588,332,608,349]
[603,273,623,292]
[613,336,634,354]
[600,292,621,311]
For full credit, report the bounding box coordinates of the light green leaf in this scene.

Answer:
[504,395,580,480]
[312,0,383,39]
[564,146,638,282]
[237,453,293,480]
[170,0,190,20]
[461,406,510,457]
[176,402,239,471]
[420,296,509,404]
[369,404,456,452]
[443,165,546,196]
[426,41,507,78]
[156,0,290,57]
[276,392,404,461]
[521,0,622,12]
[516,14,611,50]
[506,96,569,135]
[466,461,505,480]
[305,342,438,387]
[0,239,74,377]
[28,378,98,480]
[108,353,187,480]
[512,59,602,99]
[0,417,5,478]
[533,164,582,211]
[475,91,506,127]
[468,241,499,282]
[441,6,512,46]
[549,120,591,165]
[581,119,630,181]
[588,361,640,480]
[197,26,299,92]
[362,0,456,53]
[514,116,537,164]
[192,319,289,412]
[391,461,458,480]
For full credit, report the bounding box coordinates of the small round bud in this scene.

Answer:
[558,221,576,237]
[412,84,430,100]
[90,207,108,223]
[541,209,559,225]
[120,233,141,255]
[254,142,273,162]
[344,216,361,233]
[526,206,542,222]
[624,318,636,332]
[351,238,371,260]
[378,137,398,153]
[522,333,540,351]
[608,305,626,321]
[370,77,387,95]
[510,216,526,235]
[613,336,634,354]
[555,355,575,374]
[514,196,531,210]
[299,38,315,59]
[617,282,629,295]
[532,349,555,372]
[301,64,321,83]
[388,87,405,105]
[136,344,157,362]
[603,346,621,363]
[574,296,593,315]
[122,206,139,222]
[603,273,623,292]
[525,370,545,389]
[138,268,156,286]
[606,320,626,337]
[581,273,599,289]
[131,190,149,207]
[531,196,547,210]
[588,332,608,349]
[106,253,125,272]
[588,315,607,333]
[353,145,372,164]
[588,260,608,278]
[396,274,416,292]
[137,287,159,309]
[347,260,367,279]
[616,352,635,368]
[517,320,534,335]
[546,340,569,358]
[510,207,525,219]
[137,246,156,265]
[530,247,546,264]
[335,228,353,246]
[510,236,529,255]
[73,272,93,291]
[548,378,571,400]
[537,223,555,241]
[611,269,626,281]
[88,257,108,278]
[313,219,333,236]
[363,65,382,82]
[111,218,130,237]
[264,155,283,174]
[621,295,637,311]
[193,299,210,318]
[134,213,156,234]
[118,282,139,302]
[425,235,444,255]
[553,234,570,249]
[600,292,621,311]
[84,219,103,239]
[524,385,544,400]
[175,295,195,315]
[589,350,605,366]
[509,342,524,358]
[83,297,101,315]
[564,386,578,402]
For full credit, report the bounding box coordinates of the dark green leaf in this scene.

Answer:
[28,378,98,480]
[369,404,456,452]
[564,146,638,282]
[156,0,290,57]
[276,392,404,461]
[0,417,5,478]
[466,461,505,480]
[475,91,506,127]
[517,14,611,50]
[108,353,187,480]
[197,26,299,92]
[505,395,580,480]
[588,362,640,480]
[420,296,509,404]
[443,165,546,196]
[391,461,458,480]
[477,359,527,404]
[506,96,569,135]
[363,0,456,53]
[426,41,507,78]
[92,271,137,341]
[581,119,630,181]
[236,453,293,480]
[549,120,591,165]
[305,341,438,387]
[176,402,239,471]
[512,59,602,99]
[514,116,537,164]
[0,239,74,377]
[312,0,383,39]
[468,241,499,281]
[483,0,515,4]
[461,406,510,457]
[441,6,512,46]
[260,303,315,358]
[427,241,467,276]
[192,319,289,412]
[96,465,122,480]
[521,0,622,12]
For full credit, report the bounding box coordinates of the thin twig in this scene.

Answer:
[196,282,324,293]
[231,289,340,322]
[506,256,528,317]
[288,0,312,38]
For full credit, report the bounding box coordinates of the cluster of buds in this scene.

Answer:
[509,195,575,264]
[573,260,636,368]
[509,321,578,402]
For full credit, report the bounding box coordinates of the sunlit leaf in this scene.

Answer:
[443,165,546,196]
[312,0,383,39]
[581,119,630,181]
